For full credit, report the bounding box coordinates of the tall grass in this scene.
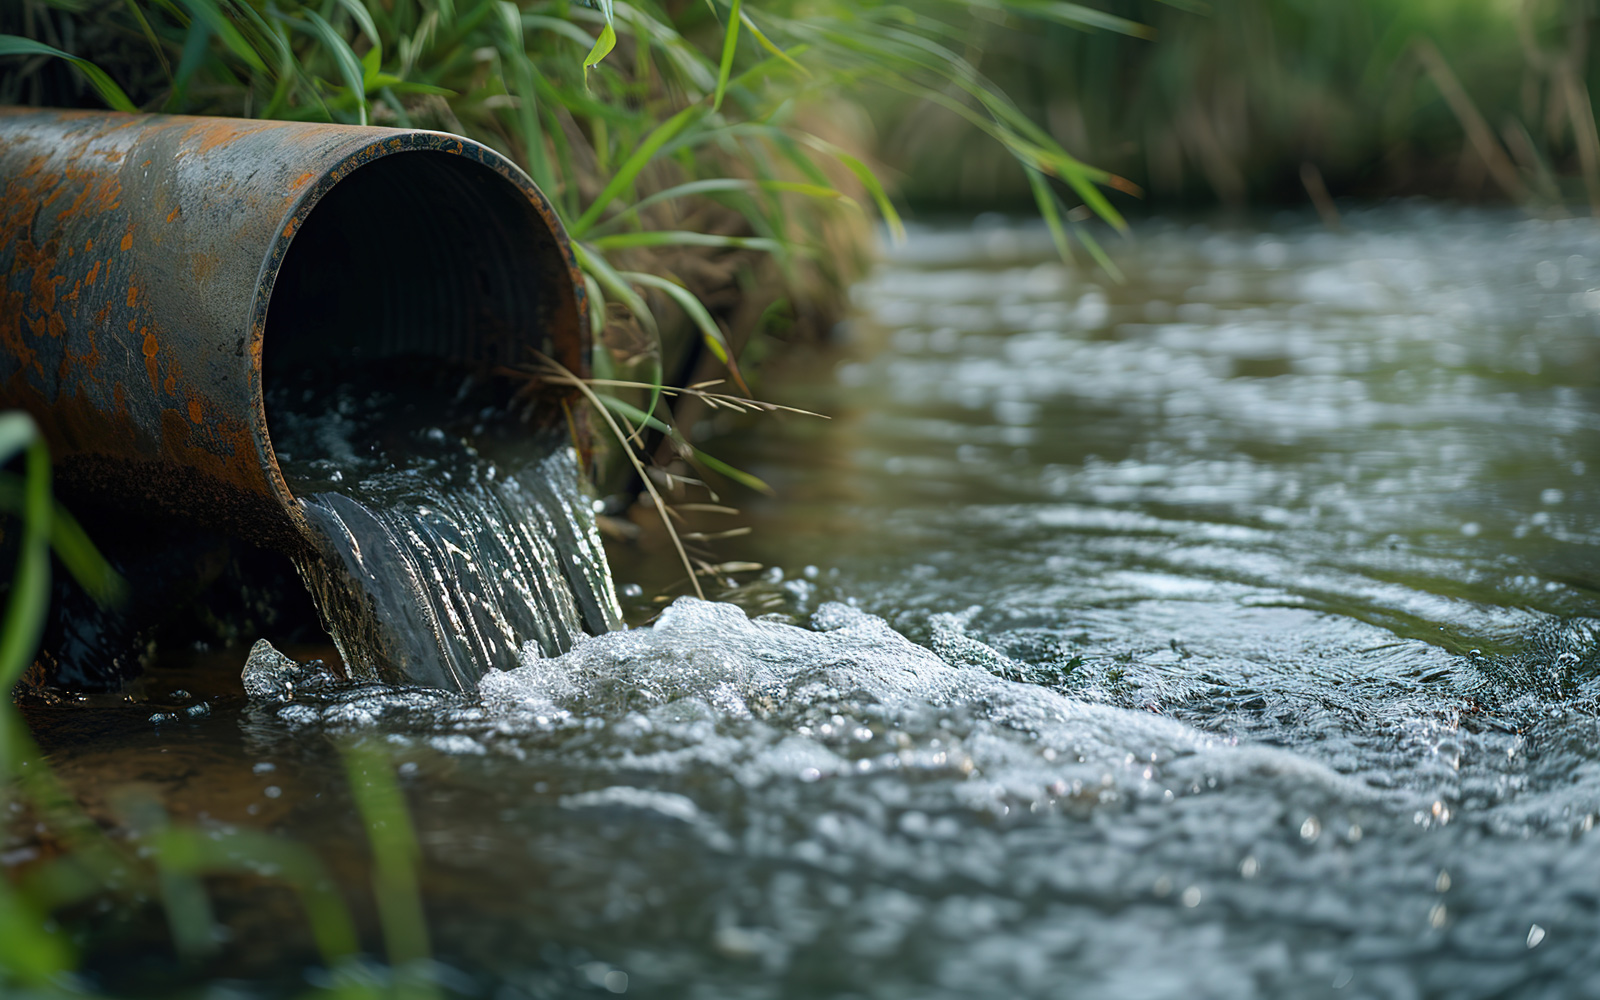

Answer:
[2,0,1141,344]
[4,0,1152,590]
[883,0,1600,210]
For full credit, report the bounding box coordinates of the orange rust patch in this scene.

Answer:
[190,252,220,283]
[142,328,159,391]
[119,231,133,252]
[291,172,314,189]
[166,206,180,224]
[86,260,100,286]
[85,238,93,252]
[187,397,203,424]
[125,285,138,309]
[28,263,64,318]
[282,218,298,239]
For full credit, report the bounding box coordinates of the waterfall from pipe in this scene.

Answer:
[268,371,622,692]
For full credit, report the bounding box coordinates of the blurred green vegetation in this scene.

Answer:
[886,0,1600,210]
[0,414,444,997]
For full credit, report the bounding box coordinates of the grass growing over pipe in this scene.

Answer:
[2,0,1151,585]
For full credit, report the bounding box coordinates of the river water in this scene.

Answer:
[16,205,1600,998]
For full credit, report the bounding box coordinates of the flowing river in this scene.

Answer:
[15,204,1600,998]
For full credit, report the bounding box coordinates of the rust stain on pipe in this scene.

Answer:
[0,108,589,549]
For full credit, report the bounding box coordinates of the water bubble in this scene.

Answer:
[1429,902,1448,929]
[1460,522,1481,537]
[1537,260,1561,288]
[1180,886,1202,907]
[1541,488,1564,505]
[713,926,765,959]
[1435,870,1451,893]
[1528,924,1547,948]
[621,583,644,598]
[263,786,282,799]
[1239,856,1259,879]
[1300,815,1321,842]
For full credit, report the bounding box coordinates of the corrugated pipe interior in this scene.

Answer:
[0,109,589,549]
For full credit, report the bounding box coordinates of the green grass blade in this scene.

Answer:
[622,271,751,394]
[1026,166,1075,266]
[582,22,617,85]
[714,0,742,110]
[591,230,785,253]
[0,36,137,111]
[336,0,381,50]
[571,102,706,236]
[0,418,49,692]
[999,0,1154,38]
[739,7,808,78]
[180,0,267,73]
[520,13,599,48]
[0,473,129,607]
[692,448,772,494]
[796,133,903,244]
[304,9,370,124]
[589,178,854,235]
[574,244,659,338]
[596,396,772,493]
[150,827,360,966]
[344,741,435,989]
[497,1,553,190]
[0,885,73,984]
[1070,219,1124,283]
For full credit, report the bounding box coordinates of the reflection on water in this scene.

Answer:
[16,206,1600,998]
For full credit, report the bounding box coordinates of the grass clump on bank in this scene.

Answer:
[2,0,1148,595]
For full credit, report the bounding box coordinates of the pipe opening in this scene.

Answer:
[261,149,576,467]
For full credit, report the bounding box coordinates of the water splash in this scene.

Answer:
[269,374,622,692]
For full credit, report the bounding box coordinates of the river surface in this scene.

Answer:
[15,205,1600,999]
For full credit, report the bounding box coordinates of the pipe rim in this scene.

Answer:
[244,131,589,540]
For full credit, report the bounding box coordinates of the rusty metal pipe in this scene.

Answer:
[0,108,588,549]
